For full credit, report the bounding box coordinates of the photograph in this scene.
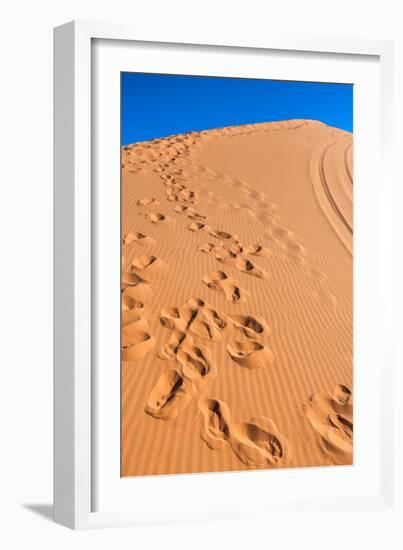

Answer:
[120,73,353,477]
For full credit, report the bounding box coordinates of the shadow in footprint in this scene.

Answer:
[233,417,291,467]
[227,340,274,370]
[145,368,192,421]
[199,398,232,450]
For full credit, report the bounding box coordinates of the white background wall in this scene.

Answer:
[0,1,401,548]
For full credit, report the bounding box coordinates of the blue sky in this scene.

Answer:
[121,73,353,145]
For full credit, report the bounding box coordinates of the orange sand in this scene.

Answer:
[121,120,353,477]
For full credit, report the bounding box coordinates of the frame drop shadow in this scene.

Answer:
[23,504,53,522]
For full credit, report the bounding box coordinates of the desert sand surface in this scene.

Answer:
[121,119,353,477]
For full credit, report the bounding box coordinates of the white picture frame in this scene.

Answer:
[54,20,399,530]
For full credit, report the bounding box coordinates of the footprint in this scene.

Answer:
[197,242,215,253]
[121,288,148,325]
[177,343,217,382]
[178,189,197,203]
[334,384,352,404]
[173,204,204,220]
[121,269,148,289]
[132,255,161,270]
[121,323,155,361]
[231,202,256,217]
[202,307,227,330]
[173,204,189,214]
[146,212,166,224]
[209,240,267,278]
[268,224,295,243]
[145,368,192,421]
[303,384,353,461]
[186,297,206,308]
[137,197,159,207]
[188,318,223,342]
[229,179,246,189]
[121,274,152,299]
[209,229,233,240]
[244,243,269,257]
[257,211,278,226]
[233,417,291,467]
[131,255,165,281]
[227,340,274,369]
[234,257,266,279]
[121,310,148,328]
[160,299,226,342]
[227,242,244,255]
[159,330,188,360]
[187,209,206,221]
[188,222,209,233]
[227,314,269,338]
[328,413,353,440]
[161,305,197,331]
[245,189,266,201]
[285,241,306,257]
[214,246,237,262]
[122,293,144,311]
[199,398,290,467]
[167,182,186,192]
[160,306,181,330]
[122,232,154,247]
[202,271,246,304]
[214,250,266,279]
[199,398,232,450]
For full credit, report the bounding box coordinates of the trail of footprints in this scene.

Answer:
[124,129,308,274]
[122,127,349,467]
[133,137,291,466]
[146,296,284,467]
[121,231,167,360]
[189,162,308,265]
[170,158,337,308]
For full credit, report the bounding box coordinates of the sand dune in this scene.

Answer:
[121,119,353,476]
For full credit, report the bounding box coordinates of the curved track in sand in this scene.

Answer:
[310,134,353,253]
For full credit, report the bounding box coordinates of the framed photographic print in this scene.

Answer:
[54,21,398,530]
